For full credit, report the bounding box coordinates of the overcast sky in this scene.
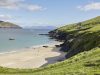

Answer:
[0,0,100,27]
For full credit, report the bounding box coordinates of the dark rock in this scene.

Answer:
[43,46,48,48]
[55,45,60,47]
[39,34,49,35]
[9,38,15,40]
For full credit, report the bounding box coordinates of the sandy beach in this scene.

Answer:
[0,42,66,69]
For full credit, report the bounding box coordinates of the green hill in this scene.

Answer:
[0,16,99,75]
[49,16,100,58]
[0,21,22,29]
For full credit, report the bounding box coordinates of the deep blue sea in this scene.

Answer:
[0,29,54,53]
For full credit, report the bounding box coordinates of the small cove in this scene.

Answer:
[0,28,55,53]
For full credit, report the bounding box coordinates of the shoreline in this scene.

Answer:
[0,41,62,55]
[0,41,66,69]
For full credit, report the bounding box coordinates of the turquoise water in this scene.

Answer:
[0,29,54,53]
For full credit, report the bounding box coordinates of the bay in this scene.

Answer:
[0,28,54,53]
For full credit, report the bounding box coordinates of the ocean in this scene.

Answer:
[0,29,55,53]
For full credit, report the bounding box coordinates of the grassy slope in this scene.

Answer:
[0,16,100,75]
[49,16,100,58]
[0,21,21,28]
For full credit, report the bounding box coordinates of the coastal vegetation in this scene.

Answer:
[0,16,100,75]
[0,21,22,28]
[49,16,100,58]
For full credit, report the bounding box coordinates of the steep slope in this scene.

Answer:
[0,21,22,29]
[49,16,100,58]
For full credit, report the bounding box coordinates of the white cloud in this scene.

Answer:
[0,0,45,12]
[0,15,12,20]
[27,5,44,11]
[0,0,23,9]
[77,2,100,11]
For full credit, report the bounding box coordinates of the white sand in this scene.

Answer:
[0,42,66,69]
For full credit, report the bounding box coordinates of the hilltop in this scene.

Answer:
[0,21,22,29]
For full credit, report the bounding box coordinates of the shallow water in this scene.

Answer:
[0,29,54,52]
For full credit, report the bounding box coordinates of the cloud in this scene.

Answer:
[0,0,45,12]
[0,0,23,9]
[0,15,12,20]
[77,2,100,11]
[27,5,45,11]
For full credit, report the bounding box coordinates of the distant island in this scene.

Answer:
[0,21,22,29]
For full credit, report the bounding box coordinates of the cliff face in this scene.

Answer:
[0,21,22,29]
[49,16,100,58]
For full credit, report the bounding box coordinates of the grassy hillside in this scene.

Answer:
[0,16,100,75]
[49,16,100,58]
[0,21,22,28]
